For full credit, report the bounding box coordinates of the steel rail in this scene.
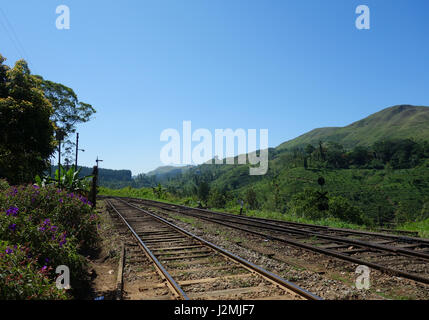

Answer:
[127,199,429,285]
[132,198,429,261]
[106,199,189,300]
[116,198,321,300]
[130,197,429,244]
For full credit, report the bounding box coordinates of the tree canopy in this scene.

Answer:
[35,76,96,164]
[0,54,96,184]
[0,55,56,184]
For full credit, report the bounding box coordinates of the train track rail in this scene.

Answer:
[105,198,320,300]
[121,197,429,285]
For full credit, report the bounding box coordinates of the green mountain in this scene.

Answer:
[277,105,429,150]
[146,165,194,177]
[104,105,429,227]
[150,104,429,226]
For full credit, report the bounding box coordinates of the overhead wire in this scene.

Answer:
[0,6,33,68]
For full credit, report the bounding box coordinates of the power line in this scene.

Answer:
[0,6,33,68]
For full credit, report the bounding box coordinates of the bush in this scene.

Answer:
[288,189,325,220]
[245,188,259,210]
[289,189,365,224]
[328,196,364,224]
[0,241,67,300]
[208,189,227,209]
[0,182,99,299]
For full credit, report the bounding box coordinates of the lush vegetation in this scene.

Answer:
[0,54,98,299]
[0,54,95,184]
[0,180,99,299]
[100,137,429,237]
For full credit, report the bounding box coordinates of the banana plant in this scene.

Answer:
[35,165,92,193]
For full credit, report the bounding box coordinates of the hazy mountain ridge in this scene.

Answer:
[277,105,429,150]
[146,165,194,177]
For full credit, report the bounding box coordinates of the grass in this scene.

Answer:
[100,183,429,239]
[397,218,429,238]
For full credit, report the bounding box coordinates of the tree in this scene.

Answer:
[36,76,96,164]
[245,188,259,210]
[318,140,326,161]
[197,181,210,206]
[328,196,364,224]
[0,56,56,184]
[208,188,226,208]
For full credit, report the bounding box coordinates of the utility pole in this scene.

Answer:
[96,156,103,168]
[56,129,66,186]
[90,156,103,208]
[74,133,85,169]
[75,133,79,169]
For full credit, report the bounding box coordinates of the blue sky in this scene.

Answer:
[1,0,428,175]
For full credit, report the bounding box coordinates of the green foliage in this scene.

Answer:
[152,183,166,199]
[0,241,67,300]
[36,76,96,163]
[277,105,429,150]
[35,165,92,194]
[328,196,365,224]
[245,188,259,210]
[0,182,99,298]
[0,55,56,184]
[197,181,210,206]
[208,188,227,209]
[289,189,326,220]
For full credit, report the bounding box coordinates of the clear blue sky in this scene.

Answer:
[1,0,428,175]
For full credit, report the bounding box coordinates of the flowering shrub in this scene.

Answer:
[0,241,67,299]
[0,182,100,299]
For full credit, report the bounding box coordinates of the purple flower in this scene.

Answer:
[41,265,47,272]
[6,206,19,217]
[33,185,40,190]
[50,225,58,232]
[5,248,13,255]
[59,198,63,203]
[59,232,67,247]
[8,223,16,231]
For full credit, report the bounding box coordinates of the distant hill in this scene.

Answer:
[146,165,194,178]
[50,165,132,183]
[277,105,429,150]
[140,104,429,226]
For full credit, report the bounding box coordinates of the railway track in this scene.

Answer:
[121,197,429,286]
[105,198,320,300]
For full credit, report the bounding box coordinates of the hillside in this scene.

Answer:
[101,105,429,226]
[146,104,429,226]
[277,105,429,150]
[146,165,194,177]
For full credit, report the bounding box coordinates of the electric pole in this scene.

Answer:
[56,129,66,186]
[74,133,85,169]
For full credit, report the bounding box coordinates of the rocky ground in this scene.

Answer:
[88,200,429,300]
[139,204,429,300]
